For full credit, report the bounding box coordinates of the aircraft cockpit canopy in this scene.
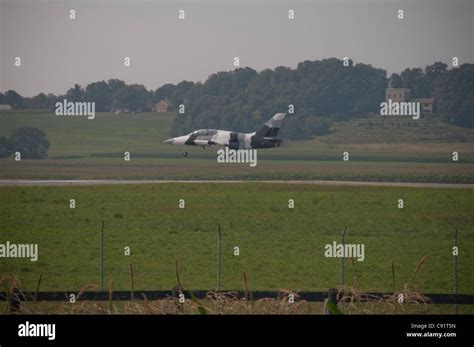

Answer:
[191,129,216,136]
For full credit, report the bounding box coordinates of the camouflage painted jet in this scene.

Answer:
[164,113,287,157]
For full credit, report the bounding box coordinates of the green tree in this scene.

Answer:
[434,64,474,128]
[5,90,24,109]
[66,84,84,102]
[388,73,403,88]
[114,84,150,112]
[10,127,50,159]
[400,68,425,98]
[424,61,448,95]
[30,93,49,109]
[0,136,13,158]
[85,81,111,111]
[155,84,177,102]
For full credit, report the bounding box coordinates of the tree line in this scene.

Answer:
[0,79,153,113]
[1,59,472,140]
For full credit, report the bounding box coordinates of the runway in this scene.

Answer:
[0,179,472,188]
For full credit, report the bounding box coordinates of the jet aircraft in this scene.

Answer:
[164,113,287,157]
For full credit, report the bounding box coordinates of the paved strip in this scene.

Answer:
[0,179,472,188]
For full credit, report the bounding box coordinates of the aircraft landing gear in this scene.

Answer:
[181,145,189,157]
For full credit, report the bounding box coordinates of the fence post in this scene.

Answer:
[130,263,135,301]
[9,287,22,313]
[325,288,338,315]
[453,229,458,315]
[100,221,104,291]
[216,224,222,292]
[340,226,347,288]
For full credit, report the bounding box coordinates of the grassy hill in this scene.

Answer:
[322,116,474,144]
[0,111,176,158]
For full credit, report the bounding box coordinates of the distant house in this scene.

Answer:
[385,85,411,103]
[152,100,170,113]
[385,80,434,115]
[413,98,435,114]
[0,104,12,111]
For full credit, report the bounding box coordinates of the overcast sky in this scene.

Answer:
[1,0,472,96]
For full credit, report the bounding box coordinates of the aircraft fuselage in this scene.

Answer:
[166,130,281,150]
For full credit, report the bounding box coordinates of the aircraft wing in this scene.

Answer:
[208,140,228,147]
[192,139,228,147]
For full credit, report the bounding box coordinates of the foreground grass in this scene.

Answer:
[0,183,472,295]
[4,297,473,315]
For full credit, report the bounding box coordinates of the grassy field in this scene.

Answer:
[1,158,473,183]
[1,183,472,300]
[1,111,474,182]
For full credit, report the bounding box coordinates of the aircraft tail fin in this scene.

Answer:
[255,113,287,138]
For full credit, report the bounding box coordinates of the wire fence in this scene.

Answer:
[2,223,471,299]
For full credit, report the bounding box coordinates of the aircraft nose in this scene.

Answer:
[164,138,174,144]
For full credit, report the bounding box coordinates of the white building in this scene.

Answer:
[0,104,12,111]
